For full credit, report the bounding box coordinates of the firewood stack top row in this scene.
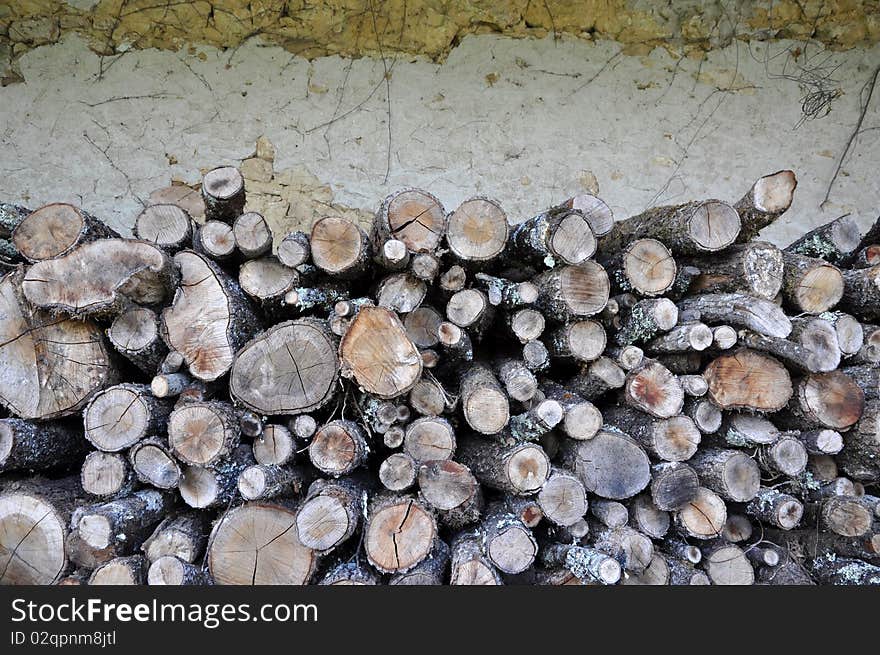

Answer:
[1,166,879,586]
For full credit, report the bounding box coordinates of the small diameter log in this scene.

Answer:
[506,308,545,343]
[717,412,780,448]
[474,273,538,308]
[604,238,677,297]
[559,429,650,500]
[437,321,474,364]
[533,262,610,322]
[684,397,722,434]
[13,202,119,262]
[481,505,538,574]
[704,349,793,412]
[823,312,863,356]
[194,220,237,261]
[340,306,422,399]
[439,264,466,296]
[75,489,170,557]
[647,322,713,355]
[81,451,135,498]
[419,460,483,529]
[320,562,380,586]
[309,216,371,279]
[689,241,784,300]
[404,417,456,463]
[689,448,761,502]
[591,523,654,574]
[296,477,366,552]
[674,487,727,539]
[365,494,438,574]
[567,356,626,400]
[841,265,880,321]
[0,418,87,473]
[129,438,181,490]
[142,513,210,563]
[23,239,176,317]
[615,297,678,346]
[678,293,792,338]
[374,188,446,254]
[90,555,148,585]
[409,378,447,417]
[734,170,797,242]
[458,436,550,495]
[493,359,537,402]
[410,252,440,281]
[149,373,195,399]
[168,400,240,467]
[459,364,510,435]
[134,204,193,251]
[781,371,865,430]
[560,193,614,237]
[837,400,880,482]
[290,415,317,441]
[511,207,596,267]
[162,250,260,382]
[232,211,272,259]
[796,429,844,456]
[239,257,298,313]
[650,462,699,511]
[404,306,442,348]
[711,325,738,350]
[623,359,684,419]
[541,543,621,585]
[741,317,840,374]
[604,407,699,462]
[851,245,880,268]
[107,306,168,374]
[759,434,809,477]
[537,468,588,527]
[522,340,551,372]
[309,420,368,477]
[178,445,254,509]
[746,488,804,530]
[603,200,740,255]
[590,499,628,528]
[238,464,307,501]
[446,288,494,337]
[0,476,83,584]
[606,344,644,370]
[679,374,708,396]
[84,384,171,452]
[446,197,508,264]
[540,382,602,441]
[390,540,450,585]
[701,542,755,585]
[545,319,606,363]
[629,494,670,539]
[380,453,418,491]
[786,213,861,265]
[781,251,844,314]
[277,231,311,268]
[201,166,245,223]
[450,530,502,585]
[208,502,316,585]
[504,399,563,442]
[148,556,208,585]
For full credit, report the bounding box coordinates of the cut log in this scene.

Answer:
[590,499,628,528]
[647,322,713,354]
[603,407,699,462]
[437,321,474,363]
[796,428,844,455]
[231,318,339,414]
[560,193,614,237]
[237,463,307,501]
[811,555,880,585]
[404,306,442,348]
[734,170,797,242]
[533,262,610,322]
[276,230,311,268]
[650,462,699,511]
[390,540,450,585]
[233,211,272,259]
[717,412,780,447]
[194,220,237,262]
[239,257,298,313]
[512,207,596,267]
[409,377,447,417]
[689,448,761,502]
[840,265,880,321]
[162,250,260,382]
[746,488,804,529]
[824,312,863,356]
[536,468,588,527]
[418,460,483,529]
[84,383,171,452]
[759,434,808,477]
[450,530,502,585]
[404,416,456,463]
[786,213,861,265]
[506,307,546,343]
[522,340,551,372]
[295,477,365,552]
[310,216,371,279]
[178,445,254,509]
[504,399,563,442]
[340,306,422,399]
[603,238,676,297]
[148,556,209,585]
[674,487,727,539]
[684,397,722,434]
[374,188,446,254]
[410,252,440,282]
[89,555,147,585]
[615,297,678,346]
[23,239,176,317]
[591,522,654,574]
[603,200,740,255]
[816,496,874,537]
[493,359,538,402]
[459,364,510,435]
[702,542,754,585]
[129,437,181,490]
[446,288,493,337]
[0,418,86,473]
[481,505,538,574]
[623,359,684,419]
[545,319,606,362]
[309,420,368,477]
[836,400,880,482]
[457,436,550,495]
[539,382,602,441]
[704,349,792,411]
[679,374,708,396]
[364,494,438,574]
[319,561,380,585]
[75,489,170,557]
[107,306,168,374]
[677,293,791,338]
[134,204,193,251]
[629,494,670,539]
[168,400,240,467]
[208,502,316,584]
[379,452,418,491]
[781,252,844,314]
[567,356,626,400]
[740,317,840,373]
[559,429,650,500]
[712,325,738,349]
[540,543,621,584]
[141,512,209,564]
[201,166,245,223]
[474,273,538,308]
[80,451,135,497]
[13,203,119,262]
[781,371,865,430]
[689,241,784,300]
[446,197,508,264]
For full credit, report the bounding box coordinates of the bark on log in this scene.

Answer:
[533,262,610,322]
[418,460,483,530]
[238,464,308,501]
[194,220,237,262]
[178,445,254,509]
[168,400,240,467]
[201,166,245,223]
[0,418,87,473]
[446,288,494,338]
[74,489,170,557]
[688,241,784,300]
[457,436,550,495]
[734,170,797,242]
[295,477,366,552]
[450,530,502,585]
[560,193,614,237]
[539,382,602,441]
[567,356,626,400]
[786,213,861,265]
[389,540,450,585]
[836,400,880,482]
[759,434,809,478]
[459,364,509,435]
[615,298,678,346]
[840,265,880,321]
[481,504,538,574]
[590,522,654,574]
[746,487,804,529]
[684,397,722,434]
[545,319,606,363]
[511,207,596,267]
[276,230,311,268]
[129,437,180,490]
[13,203,119,262]
[540,543,621,584]
[781,251,844,314]
[647,322,713,354]
[603,407,699,462]
[623,359,684,419]
[141,512,210,564]
[689,448,761,502]
[308,420,368,477]
[89,554,147,585]
[677,293,792,338]
[602,238,677,297]
[319,561,380,585]
[148,556,209,585]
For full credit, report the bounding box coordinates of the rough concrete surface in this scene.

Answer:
[0,33,878,245]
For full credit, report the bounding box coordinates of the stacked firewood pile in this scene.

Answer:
[1,167,879,586]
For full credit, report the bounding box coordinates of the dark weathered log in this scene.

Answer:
[84,384,171,452]
[602,238,677,297]
[663,554,710,585]
[677,293,791,338]
[558,429,650,500]
[389,539,450,585]
[590,522,654,574]
[457,435,550,495]
[734,170,797,242]
[134,204,193,251]
[650,462,699,511]
[148,556,209,585]
[449,530,502,585]
[80,451,135,498]
[194,220,237,261]
[364,493,438,574]
[810,555,880,585]
[704,349,792,412]
[689,448,760,502]
[13,202,119,262]
[0,418,87,473]
[208,502,316,584]
[779,371,865,431]
[141,512,210,564]
[781,251,844,314]
[623,359,684,419]
[74,489,170,558]
[604,407,699,462]
[309,420,368,477]
[615,297,678,346]
[850,245,880,268]
[674,486,726,539]
[319,561,380,585]
[201,166,245,223]
[533,262,610,322]
[512,206,596,267]
[746,487,804,530]
[836,400,880,482]
[786,213,861,265]
[163,250,259,382]
[89,554,148,585]
[689,241,784,300]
